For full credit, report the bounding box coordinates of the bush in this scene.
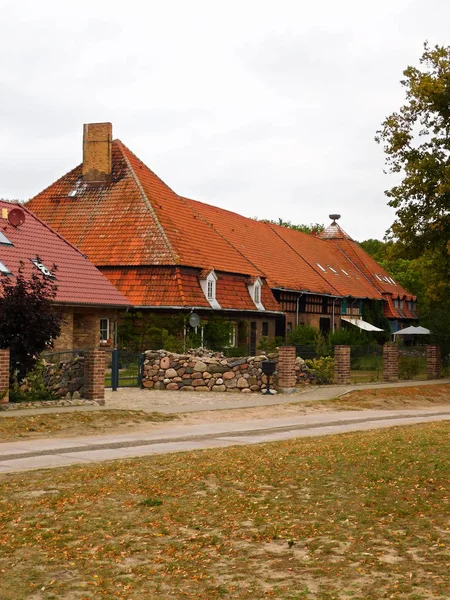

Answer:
[328,328,369,348]
[305,356,335,384]
[9,361,57,403]
[257,336,284,353]
[287,325,317,347]
[398,357,421,380]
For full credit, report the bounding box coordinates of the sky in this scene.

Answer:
[1,0,449,241]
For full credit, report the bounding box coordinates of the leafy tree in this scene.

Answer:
[255,218,324,234]
[375,42,450,261]
[0,262,63,381]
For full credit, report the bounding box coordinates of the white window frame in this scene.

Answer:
[199,270,221,309]
[247,277,265,310]
[100,318,110,343]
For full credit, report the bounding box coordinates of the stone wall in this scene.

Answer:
[42,355,85,398]
[142,349,316,392]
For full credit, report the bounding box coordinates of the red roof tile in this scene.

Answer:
[0,201,129,307]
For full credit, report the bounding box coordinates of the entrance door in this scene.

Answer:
[319,317,331,335]
[249,322,257,355]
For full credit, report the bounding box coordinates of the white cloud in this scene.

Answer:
[1,0,449,240]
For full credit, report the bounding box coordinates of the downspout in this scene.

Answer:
[296,292,303,326]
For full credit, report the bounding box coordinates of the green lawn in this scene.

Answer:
[1,422,450,598]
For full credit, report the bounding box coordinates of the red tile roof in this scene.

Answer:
[101,266,280,312]
[0,200,130,307]
[26,129,415,318]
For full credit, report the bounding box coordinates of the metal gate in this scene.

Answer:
[106,349,145,389]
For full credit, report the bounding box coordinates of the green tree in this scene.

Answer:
[0,262,62,381]
[255,218,324,234]
[376,42,450,260]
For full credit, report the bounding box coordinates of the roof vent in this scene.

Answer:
[329,214,341,224]
[8,208,25,227]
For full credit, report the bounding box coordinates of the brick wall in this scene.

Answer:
[334,345,350,384]
[53,310,74,351]
[0,349,9,404]
[84,350,105,404]
[277,346,296,391]
[426,345,441,380]
[383,342,399,381]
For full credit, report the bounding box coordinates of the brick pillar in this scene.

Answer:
[277,346,297,393]
[383,342,399,381]
[426,345,441,380]
[84,350,105,405]
[0,349,9,404]
[334,345,350,385]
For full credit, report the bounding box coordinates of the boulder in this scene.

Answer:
[212,384,226,392]
[165,368,178,378]
[194,386,210,392]
[166,383,179,391]
[193,361,207,372]
[237,377,248,389]
[223,371,235,380]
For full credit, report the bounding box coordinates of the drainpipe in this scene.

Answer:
[332,297,339,333]
[296,292,303,326]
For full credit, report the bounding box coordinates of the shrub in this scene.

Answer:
[305,356,335,384]
[9,361,57,403]
[328,327,369,348]
[398,357,421,380]
[257,336,284,353]
[287,325,317,347]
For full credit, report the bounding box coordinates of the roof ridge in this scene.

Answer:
[115,140,180,264]
[183,196,264,278]
[267,223,340,295]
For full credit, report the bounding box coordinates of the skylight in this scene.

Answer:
[328,265,338,274]
[316,263,326,272]
[32,259,55,278]
[0,261,11,274]
[0,231,12,246]
[341,268,350,277]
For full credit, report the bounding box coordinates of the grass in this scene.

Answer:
[0,410,177,442]
[1,422,450,598]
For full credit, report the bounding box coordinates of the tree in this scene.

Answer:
[0,262,63,381]
[376,42,450,259]
[255,218,324,234]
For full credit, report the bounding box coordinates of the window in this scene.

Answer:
[100,318,110,342]
[0,260,11,274]
[199,270,220,309]
[328,265,338,274]
[287,322,293,333]
[316,263,326,272]
[31,259,55,278]
[262,321,269,337]
[341,268,350,277]
[207,279,214,300]
[0,231,12,246]
[394,299,399,309]
[254,283,261,304]
[229,324,237,347]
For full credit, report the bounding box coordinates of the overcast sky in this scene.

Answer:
[1,0,449,241]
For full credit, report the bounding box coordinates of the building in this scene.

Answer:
[0,200,130,350]
[27,123,416,351]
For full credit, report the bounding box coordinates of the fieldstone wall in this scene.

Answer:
[42,355,85,399]
[142,349,317,392]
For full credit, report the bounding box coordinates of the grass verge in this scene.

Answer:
[0,410,177,442]
[1,422,450,598]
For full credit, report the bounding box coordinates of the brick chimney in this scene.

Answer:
[82,122,112,182]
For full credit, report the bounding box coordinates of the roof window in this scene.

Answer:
[199,270,221,309]
[316,263,326,272]
[327,265,338,274]
[247,277,265,310]
[0,231,12,246]
[32,259,55,279]
[0,261,11,274]
[341,268,350,277]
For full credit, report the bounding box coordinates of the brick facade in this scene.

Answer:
[426,345,441,380]
[52,307,118,351]
[84,350,105,404]
[0,349,9,404]
[334,345,350,385]
[383,342,399,381]
[277,346,297,392]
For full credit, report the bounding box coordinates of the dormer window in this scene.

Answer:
[31,258,55,279]
[199,269,221,309]
[247,276,265,310]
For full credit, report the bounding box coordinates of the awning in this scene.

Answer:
[393,325,430,337]
[341,317,384,332]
